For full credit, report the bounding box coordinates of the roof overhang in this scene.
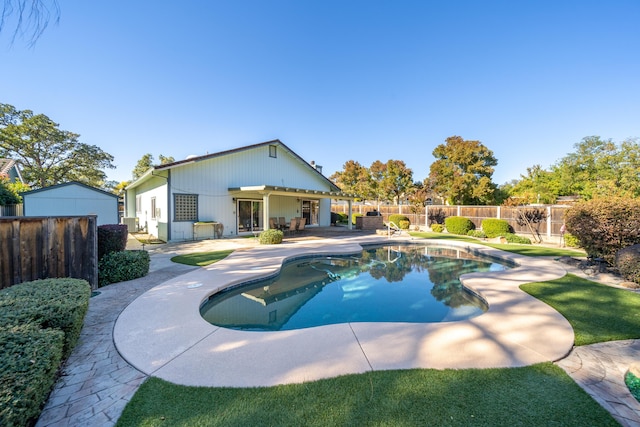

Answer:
[228,185,357,200]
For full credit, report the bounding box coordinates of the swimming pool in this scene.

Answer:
[200,244,512,331]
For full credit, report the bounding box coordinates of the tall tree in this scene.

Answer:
[0,103,115,189]
[132,153,175,180]
[329,160,369,199]
[507,164,558,204]
[380,159,414,205]
[429,136,498,205]
[551,136,640,200]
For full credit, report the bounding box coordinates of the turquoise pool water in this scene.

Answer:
[200,244,511,331]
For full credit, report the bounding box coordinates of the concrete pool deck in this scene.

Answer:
[113,235,576,387]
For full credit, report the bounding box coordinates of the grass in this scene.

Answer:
[521,274,640,345]
[170,250,234,266]
[116,233,635,426]
[117,364,617,427]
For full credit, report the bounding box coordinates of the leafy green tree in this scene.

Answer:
[551,136,640,200]
[380,159,414,206]
[132,153,175,180]
[329,160,369,199]
[0,103,115,189]
[429,136,498,205]
[0,175,26,204]
[507,165,558,204]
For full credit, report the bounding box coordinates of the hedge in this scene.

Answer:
[0,278,90,427]
[444,216,474,235]
[98,223,129,260]
[481,218,511,238]
[0,278,90,358]
[389,214,410,229]
[0,326,64,427]
[98,250,150,287]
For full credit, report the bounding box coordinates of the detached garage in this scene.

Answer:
[22,181,119,226]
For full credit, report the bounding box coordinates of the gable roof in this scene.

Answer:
[20,181,119,199]
[0,158,23,182]
[127,139,347,195]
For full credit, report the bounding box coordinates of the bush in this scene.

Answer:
[444,216,474,235]
[98,250,150,287]
[431,223,444,233]
[564,232,580,248]
[389,214,410,229]
[0,325,64,427]
[564,197,640,263]
[98,224,129,260]
[481,218,511,238]
[337,213,348,223]
[616,244,640,284]
[352,213,362,225]
[503,233,532,244]
[398,220,410,230]
[0,278,90,358]
[259,229,283,245]
[468,230,487,239]
[427,207,446,225]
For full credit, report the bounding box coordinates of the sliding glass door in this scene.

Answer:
[237,200,263,233]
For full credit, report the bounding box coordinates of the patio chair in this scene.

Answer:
[278,217,286,230]
[269,218,278,229]
[286,218,297,235]
[296,217,306,232]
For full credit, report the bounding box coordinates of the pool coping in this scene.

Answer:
[113,235,574,387]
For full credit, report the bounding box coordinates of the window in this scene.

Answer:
[269,144,277,158]
[174,194,198,221]
[151,197,157,219]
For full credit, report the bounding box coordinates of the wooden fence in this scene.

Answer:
[0,216,98,290]
[332,203,571,242]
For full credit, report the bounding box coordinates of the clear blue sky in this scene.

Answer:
[1,1,639,186]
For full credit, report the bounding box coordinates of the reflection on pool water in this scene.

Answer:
[200,244,512,331]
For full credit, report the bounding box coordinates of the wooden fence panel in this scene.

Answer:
[0,216,98,290]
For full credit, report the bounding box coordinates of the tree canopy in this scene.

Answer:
[429,136,498,205]
[132,153,175,180]
[0,103,115,189]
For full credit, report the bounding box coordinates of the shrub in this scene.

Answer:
[259,229,283,245]
[564,232,580,248]
[468,230,487,239]
[444,216,474,235]
[352,213,362,225]
[0,325,64,427]
[0,278,90,358]
[337,213,348,223]
[98,224,129,260]
[481,218,511,238]
[389,214,410,229]
[431,223,444,233]
[564,197,640,263]
[503,233,532,244]
[98,250,150,287]
[398,220,410,230]
[616,244,640,284]
[427,207,446,225]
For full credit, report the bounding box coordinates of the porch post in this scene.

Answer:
[263,193,271,231]
[347,200,353,230]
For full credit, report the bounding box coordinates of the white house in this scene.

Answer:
[22,181,120,226]
[123,140,355,241]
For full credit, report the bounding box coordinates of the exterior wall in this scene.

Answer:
[23,184,118,226]
[130,175,168,240]
[166,144,336,240]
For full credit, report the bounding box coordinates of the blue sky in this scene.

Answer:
[1,1,638,186]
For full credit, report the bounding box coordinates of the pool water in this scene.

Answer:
[200,244,511,331]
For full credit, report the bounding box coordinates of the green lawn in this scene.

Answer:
[170,250,234,266]
[116,234,637,426]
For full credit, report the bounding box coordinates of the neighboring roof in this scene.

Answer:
[21,181,119,198]
[126,139,352,197]
[0,158,23,182]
